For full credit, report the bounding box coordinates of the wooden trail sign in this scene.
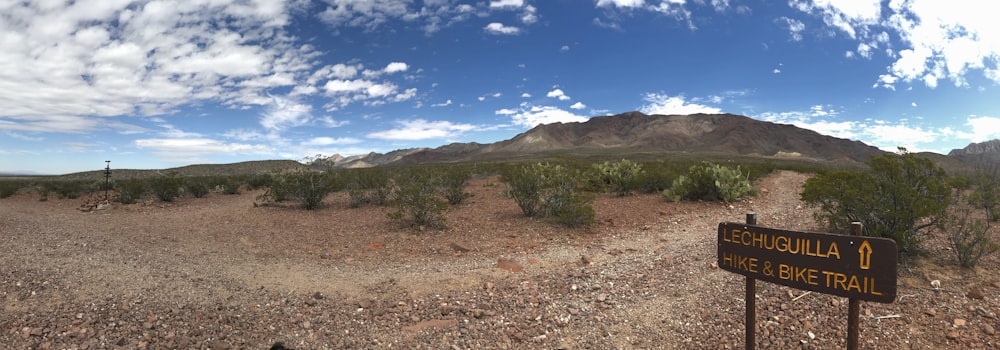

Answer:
[718,222,897,303]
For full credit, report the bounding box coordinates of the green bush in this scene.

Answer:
[186,178,211,198]
[440,167,472,205]
[800,150,951,254]
[53,180,89,199]
[967,164,999,222]
[346,168,391,208]
[36,183,50,201]
[116,179,146,204]
[501,162,595,227]
[247,173,274,190]
[278,171,337,210]
[0,181,27,198]
[591,159,644,196]
[949,207,998,268]
[664,162,753,202]
[150,173,183,202]
[389,169,448,229]
[216,176,242,195]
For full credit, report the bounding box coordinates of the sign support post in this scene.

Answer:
[847,222,862,350]
[744,213,756,350]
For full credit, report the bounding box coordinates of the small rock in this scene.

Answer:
[357,299,374,309]
[967,288,986,300]
[449,242,472,253]
[984,324,996,335]
[925,309,937,317]
[496,258,523,273]
[992,281,1000,289]
[313,291,324,299]
[301,321,311,329]
[976,306,996,319]
[597,294,608,303]
[580,256,592,265]
[931,280,941,289]
[954,318,967,328]
[946,330,960,340]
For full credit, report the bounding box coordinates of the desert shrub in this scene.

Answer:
[186,178,211,198]
[52,180,89,199]
[501,162,595,227]
[967,164,999,222]
[265,171,335,210]
[389,169,448,229]
[591,159,644,196]
[949,205,998,268]
[440,166,472,205]
[36,182,51,201]
[0,181,27,198]
[150,173,183,202]
[346,168,391,208]
[215,176,242,195]
[664,162,752,202]
[800,150,950,254]
[247,173,274,190]
[500,163,546,217]
[116,179,146,204]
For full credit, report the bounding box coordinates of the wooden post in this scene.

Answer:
[745,213,757,350]
[847,222,863,350]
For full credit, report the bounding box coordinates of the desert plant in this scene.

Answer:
[967,163,999,222]
[949,206,998,268]
[116,178,146,204]
[216,176,242,195]
[52,180,88,199]
[150,173,183,202]
[0,181,26,198]
[440,166,472,205]
[247,173,274,190]
[346,168,391,208]
[664,162,753,202]
[36,183,50,201]
[591,159,644,196]
[801,150,951,254]
[389,169,448,229]
[501,162,595,227]
[186,178,211,198]
[282,171,337,210]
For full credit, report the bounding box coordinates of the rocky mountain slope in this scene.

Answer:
[949,139,1000,167]
[320,112,885,168]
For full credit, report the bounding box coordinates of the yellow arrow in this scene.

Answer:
[858,240,873,270]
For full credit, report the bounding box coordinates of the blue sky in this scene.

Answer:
[2,0,998,174]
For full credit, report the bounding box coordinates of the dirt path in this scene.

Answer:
[2,170,998,349]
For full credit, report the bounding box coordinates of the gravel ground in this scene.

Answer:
[1,171,998,349]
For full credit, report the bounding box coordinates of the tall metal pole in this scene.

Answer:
[104,161,111,203]
[745,212,757,350]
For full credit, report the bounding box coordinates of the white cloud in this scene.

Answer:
[570,102,587,110]
[793,0,1000,88]
[959,116,1000,142]
[384,62,409,73]
[496,108,518,115]
[773,68,782,74]
[521,92,532,98]
[508,105,589,127]
[260,96,313,131]
[756,106,859,140]
[432,99,453,107]
[596,0,646,8]
[639,93,722,115]
[490,0,524,9]
[134,138,272,161]
[367,119,477,140]
[777,17,806,41]
[546,89,571,101]
[484,22,521,35]
[0,0,314,134]
[560,45,570,52]
[301,137,362,147]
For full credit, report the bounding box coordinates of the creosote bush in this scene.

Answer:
[440,166,472,205]
[116,179,146,204]
[0,181,27,198]
[185,178,211,198]
[801,150,950,255]
[346,168,392,208]
[949,206,998,268]
[663,161,753,202]
[389,169,448,229]
[261,171,338,210]
[150,173,183,202]
[591,159,644,196]
[501,162,595,227]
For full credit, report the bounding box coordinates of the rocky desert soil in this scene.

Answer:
[2,171,998,349]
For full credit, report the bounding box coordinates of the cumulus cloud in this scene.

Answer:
[792,0,1000,88]
[0,0,314,133]
[484,22,521,35]
[367,119,477,140]
[570,102,587,110]
[260,96,313,132]
[490,0,525,9]
[384,62,409,73]
[301,137,362,147]
[546,89,571,101]
[505,104,589,128]
[639,93,722,115]
[134,138,272,162]
[776,17,806,41]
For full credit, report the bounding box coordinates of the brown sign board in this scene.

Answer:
[718,223,897,303]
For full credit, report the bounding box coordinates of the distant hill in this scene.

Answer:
[318,112,885,168]
[55,160,310,181]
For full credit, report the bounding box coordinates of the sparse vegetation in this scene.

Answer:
[501,162,595,227]
[186,178,212,198]
[801,150,951,255]
[263,171,338,210]
[591,159,644,196]
[663,161,753,202]
[0,181,27,198]
[150,173,183,202]
[440,166,472,205]
[116,179,146,204]
[389,168,448,229]
[346,168,392,208]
